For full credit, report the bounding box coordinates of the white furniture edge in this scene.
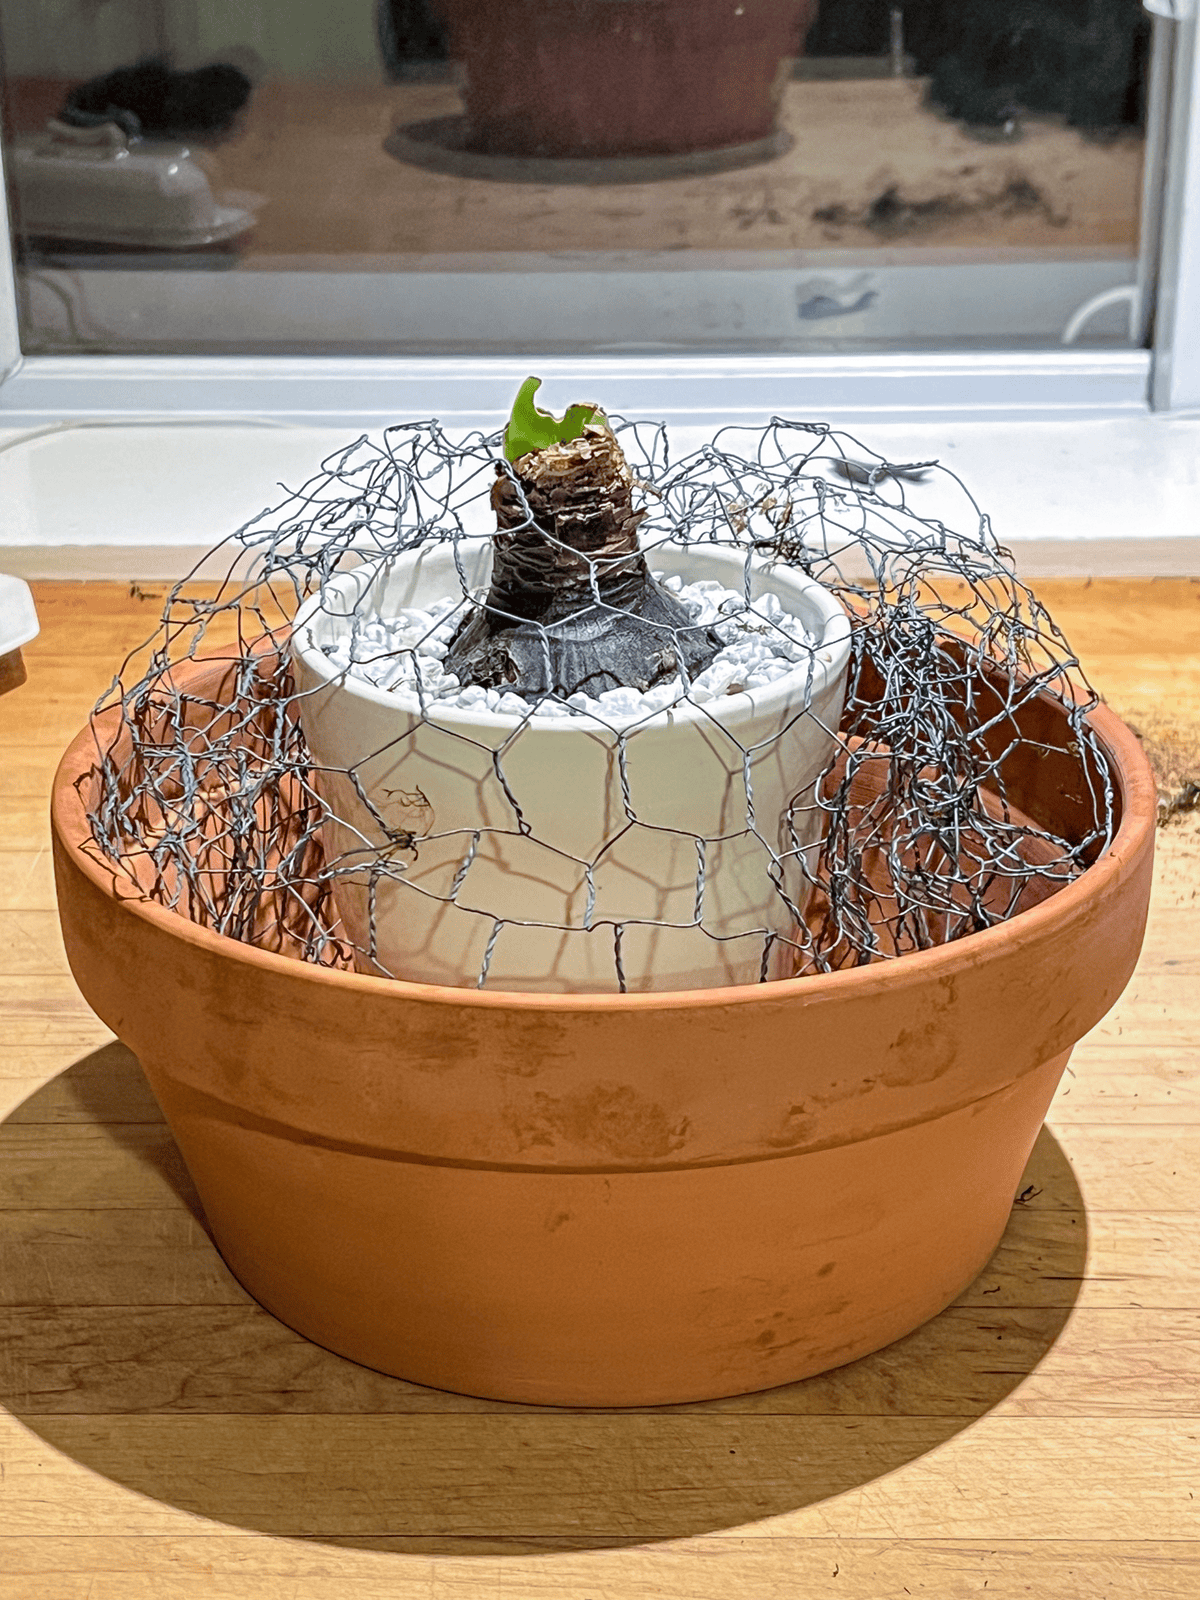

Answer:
[5,537,1197,583]
[0,572,39,651]
[0,349,1157,429]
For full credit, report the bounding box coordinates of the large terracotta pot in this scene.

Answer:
[431,0,818,159]
[52,660,1155,1405]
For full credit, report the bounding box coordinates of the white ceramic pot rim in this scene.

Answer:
[290,542,853,735]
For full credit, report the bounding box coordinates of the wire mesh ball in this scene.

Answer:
[83,414,1115,994]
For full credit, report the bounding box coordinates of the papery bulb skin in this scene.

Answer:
[444,422,722,701]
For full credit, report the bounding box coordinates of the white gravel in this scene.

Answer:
[316,574,818,722]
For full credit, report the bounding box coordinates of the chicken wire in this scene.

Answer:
[78,416,1116,991]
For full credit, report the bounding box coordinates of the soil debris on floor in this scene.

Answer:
[813,172,1067,237]
[1121,714,1200,825]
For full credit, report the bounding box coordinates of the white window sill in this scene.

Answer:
[0,373,1195,580]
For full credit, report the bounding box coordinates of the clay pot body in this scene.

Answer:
[288,543,851,993]
[432,0,818,159]
[52,666,1155,1405]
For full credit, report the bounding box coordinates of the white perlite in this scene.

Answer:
[316,573,818,722]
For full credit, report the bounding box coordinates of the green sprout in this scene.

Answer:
[504,376,606,462]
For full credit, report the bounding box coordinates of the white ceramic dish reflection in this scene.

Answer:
[290,540,851,993]
[11,120,257,248]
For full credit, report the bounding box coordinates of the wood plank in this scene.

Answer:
[1092,660,1200,703]
[22,580,240,637]
[0,976,103,1018]
[1,1300,1197,1420]
[0,1017,115,1065]
[2,1412,1196,1541]
[0,747,65,798]
[1050,1058,1200,1122]
[5,655,238,708]
[0,1041,155,1117]
[1019,1125,1200,1211]
[0,798,50,854]
[1028,578,1200,647]
[0,663,273,745]
[0,910,69,976]
[1073,974,1200,1051]
[0,1077,67,1124]
[0,1537,1194,1600]
[20,626,247,664]
[0,850,57,911]
[0,1125,201,1212]
[0,1211,241,1311]
[0,693,127,751]
[1137,910,1200,975]
[25,580,187,621]
[0,648,26,697]
[15,579,1200,655]
[26,576,1192,629]
[956,1208,1200,1310]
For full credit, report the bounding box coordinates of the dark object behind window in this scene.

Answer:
[805,0,894,56]
[60,57,252,140]
[806,0,1149,131]
[378,0,450,76]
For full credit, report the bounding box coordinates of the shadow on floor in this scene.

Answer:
[0,1044,1087,1554]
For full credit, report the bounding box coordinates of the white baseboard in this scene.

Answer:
[0,350,1152,429]
[1000,537,1200,577]
[1,406,1196,584]
[3,537,1197,583]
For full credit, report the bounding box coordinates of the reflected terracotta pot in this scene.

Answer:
[431,0,818,158]
[52,658,1155,1405]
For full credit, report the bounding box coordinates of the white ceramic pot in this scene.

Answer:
[290,541,851,993]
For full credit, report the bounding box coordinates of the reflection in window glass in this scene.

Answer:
[0,0,1153,355]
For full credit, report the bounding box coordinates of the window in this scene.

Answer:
[0,2,1197,420]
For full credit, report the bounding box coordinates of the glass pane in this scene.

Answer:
[1,0,1154,355]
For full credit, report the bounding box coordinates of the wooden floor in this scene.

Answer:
[1,579,1198,1599]
[8,77,1143,260]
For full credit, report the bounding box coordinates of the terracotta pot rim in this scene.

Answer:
[51,693,1156,1015]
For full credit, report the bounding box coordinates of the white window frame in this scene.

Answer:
[0,11,1195,429]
